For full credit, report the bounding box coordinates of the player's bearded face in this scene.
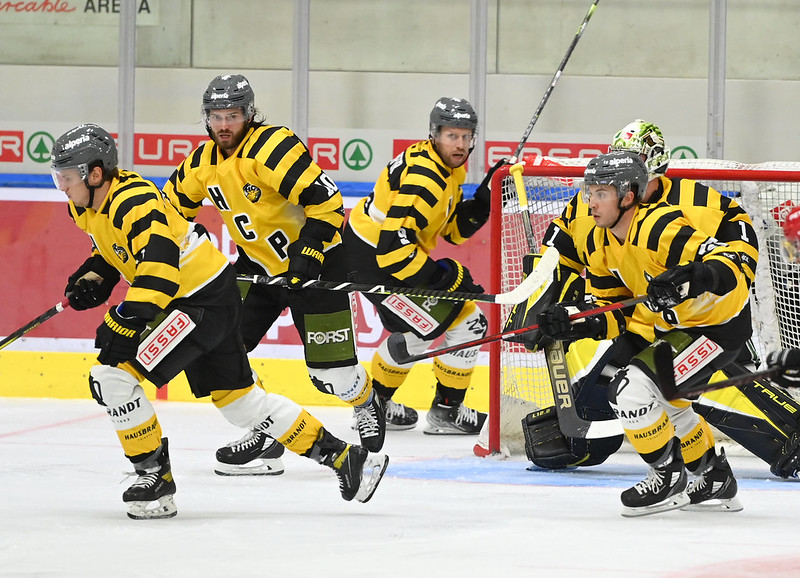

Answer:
[208,109,249,154]
[585,184,621,229]
[432,127,474,169]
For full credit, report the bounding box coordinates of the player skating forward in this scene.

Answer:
[538,152,745,517]
[513,120,800,480]
[342,97,504,435]
[162,74,385,475]
[53,124,388,518]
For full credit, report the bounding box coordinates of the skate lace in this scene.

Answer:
[227,430,262,452]
[455,404,479,426]
[385,400,406,420]
[129,472,159,490]
[633,468,666,495]
[355,403,380,437]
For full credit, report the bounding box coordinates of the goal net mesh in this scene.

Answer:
[481,156,800,456]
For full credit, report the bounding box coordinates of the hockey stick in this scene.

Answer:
[509,0,601,164]
[387,295,647,364]
[237,246,559,306]
[0,300,70,351]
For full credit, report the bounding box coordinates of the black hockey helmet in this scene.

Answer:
[202,74,256,124]
[583,151,648,203]
[51,124,118,177]
[429,97,478,137]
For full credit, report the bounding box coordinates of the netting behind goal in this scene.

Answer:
[482,156,800,456]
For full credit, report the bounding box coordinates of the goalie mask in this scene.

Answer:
[202,74,256,127]
[51,124,118,205]
[609,119,670,177]
[782,206,800,263]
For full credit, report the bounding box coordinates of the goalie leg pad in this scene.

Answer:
[771,432,800,479]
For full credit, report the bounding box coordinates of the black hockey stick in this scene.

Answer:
[387,295,647,364]
[237,247,559,306]
[509,0,601,163]
[0,300,70,351]
[657,357,786,401]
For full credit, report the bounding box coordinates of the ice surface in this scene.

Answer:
[1,398,799,577]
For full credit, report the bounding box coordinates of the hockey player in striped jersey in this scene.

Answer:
[538,152,744,516]
[342,97,503,435]
[162,75,386,474]
[517,120,800,481]
[52,124,388,518]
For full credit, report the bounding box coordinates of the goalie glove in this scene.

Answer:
[537,300,606,343]
[64,255,121,311]
[766,349,800,389]
[428,258,484,294]
[646,260,729,312]
[95,306,147,366]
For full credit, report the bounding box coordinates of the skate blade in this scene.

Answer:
[386,421,417,431]
[214,458,285,477]
[126,495,177,520]
[681,496,743,513]
[355,454,389,503]
[621,492,690,518]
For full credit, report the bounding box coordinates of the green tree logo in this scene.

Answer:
[343,139,373,170]
[671,146,698,159]
[27,131,56,163]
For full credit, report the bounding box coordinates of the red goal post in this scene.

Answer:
[479,156,800,457]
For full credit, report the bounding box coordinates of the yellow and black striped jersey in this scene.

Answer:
[347,139,470,286]
[545,176,758,286]
[69,170,229,319]
[162,124,344,277]
[583,203,750,341]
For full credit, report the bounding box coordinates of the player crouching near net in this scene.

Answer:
[342,97,504,435]
[537,152,745,517]
[51,124,388,519]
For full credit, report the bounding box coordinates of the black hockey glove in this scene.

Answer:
[537,301,606,343]
[646,261,723,312]
[473,158,508,208]
[286,237,325,289]
[428,258,484,294]
[65,255,121,311]
[95,306,147,366]
[766,349,800,390]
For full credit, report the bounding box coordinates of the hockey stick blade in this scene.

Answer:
[237,247,558,306]
[388,295,649,365]
[0,300,70,351]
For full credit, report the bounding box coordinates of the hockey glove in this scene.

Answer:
[286,237,325,289]
[95,306,147,366]
[646,261,724,312]
[766,349,800,389]
[65,255,121,311]
[428,258,484,294]
[473,158,507,207]
[537,301,606,343]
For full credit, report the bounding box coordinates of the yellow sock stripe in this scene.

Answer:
[276,410,324,455]
[679,416,715,465]
[373,352,411,387]
[211,384,255,409]
[624,410,674,456]
[117,414,162,458]
[433,357,474,390]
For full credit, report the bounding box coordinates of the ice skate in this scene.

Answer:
[214,429,285,476]
[384,398,418,430]
[123,438,177,520]
[683,447,743,512]
[353,391,386,452]
[310,429,389,503]
[424,392,487,435]
[621,438,689,517]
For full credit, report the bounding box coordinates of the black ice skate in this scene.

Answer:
[123,438,177,520]
[424,392,487,435]
[621,438,689,518]
[310,429,389,503]
[353,391,386,452]
[384,398,418,430]
[683,447,743,512]
[214,429,285,476]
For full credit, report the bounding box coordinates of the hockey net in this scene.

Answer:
[479,156,800,456]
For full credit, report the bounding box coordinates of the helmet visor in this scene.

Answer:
[51,164,87,191]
